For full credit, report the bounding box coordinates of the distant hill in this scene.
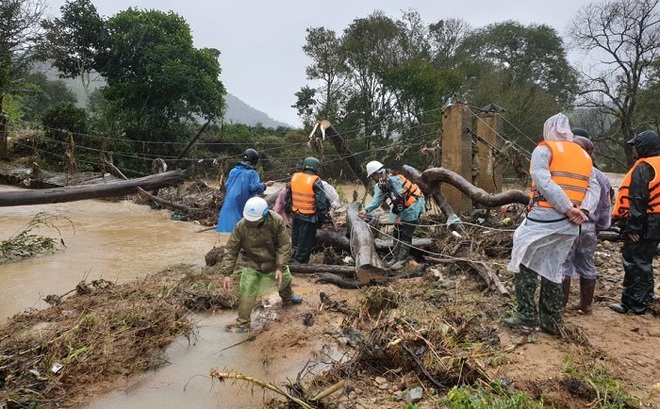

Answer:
[35,63,292,128]
[223,93,292,128]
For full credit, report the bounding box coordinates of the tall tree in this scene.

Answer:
[41,0,106,94]
[20,71,77,122]
[301,27,346,121]
[460,21,577,106]
[100,9,225,129]
[569,0,660,165]
[0,0,45,157]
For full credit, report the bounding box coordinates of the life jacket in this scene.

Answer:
[613,156,660,217]
[379,172,422,214]
[290,172,320,215]
[529,140,592,208]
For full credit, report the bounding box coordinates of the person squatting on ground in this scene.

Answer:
[358,161,426,271]
[216,149,274,233]
[561,132,613,315]
[504,113,600,336]
[285,157,332,264]
[610,130,660,315]
[218,197,302,333]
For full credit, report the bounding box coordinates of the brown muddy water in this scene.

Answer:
[0,185,331,409]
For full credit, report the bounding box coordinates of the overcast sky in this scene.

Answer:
[45,0,598,127]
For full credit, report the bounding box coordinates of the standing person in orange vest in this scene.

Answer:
[504,113,599,336]
[285,157,332,263]
[610,130,660,315]
[358,161,426,271]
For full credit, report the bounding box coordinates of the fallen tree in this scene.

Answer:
[346,202,388,284]
[316,229,435,252]
[0,170,185,207]
[137,187,191,213]
[289,263,355,278]
[421,167,529,207]
[401,165,455,217]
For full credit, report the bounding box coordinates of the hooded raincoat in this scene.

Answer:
[614,130,660,313]
[216,162,268,233]
[508,113,600,284]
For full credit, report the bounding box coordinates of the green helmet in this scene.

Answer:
[571,127,590,138]
[302,157,321,174]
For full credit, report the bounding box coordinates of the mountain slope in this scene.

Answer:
[35,64,292,128]
[223,93,292,128]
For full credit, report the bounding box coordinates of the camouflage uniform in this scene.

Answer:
[506,114,599,336]
[514,265,564,333]
[218,210,296,328]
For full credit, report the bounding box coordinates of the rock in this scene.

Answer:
[374,376,387,385]
[404,386,424,403]
[438,279,456,289]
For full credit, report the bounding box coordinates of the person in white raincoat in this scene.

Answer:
[504,113,600,335]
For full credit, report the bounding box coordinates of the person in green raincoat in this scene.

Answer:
[219,197,302,333]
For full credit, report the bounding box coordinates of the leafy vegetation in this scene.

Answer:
[2,0,660,178]
[0,213,71,264]
[562,356,641,409]
[438,382,546,409]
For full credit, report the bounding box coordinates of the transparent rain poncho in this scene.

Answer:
[507,113,600,284]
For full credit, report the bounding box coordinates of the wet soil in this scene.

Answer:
[0,176,658,408]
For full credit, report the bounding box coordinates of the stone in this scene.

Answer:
[404,386,424,403]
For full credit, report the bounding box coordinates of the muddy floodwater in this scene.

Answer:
[0,185,327,408]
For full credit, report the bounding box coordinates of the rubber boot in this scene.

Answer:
[577,277,596,315]
[510,265,539,324]
[539,277,564,336]
[561,277,571,309]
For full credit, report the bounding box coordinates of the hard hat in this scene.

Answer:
[573,135,594,156]
[302,157,321,174]
[243,197,269,222]
[243,149,259,165]
[366,160,384,177]
[571,127,590,138]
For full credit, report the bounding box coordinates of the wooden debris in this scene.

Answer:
[346,202,388,284]
[426,256,509,296]
[421,167,529,206]
[401,164,456,217]
[0,170,185,207]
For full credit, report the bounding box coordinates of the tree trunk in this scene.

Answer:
[421,167,529,207]
[0,170,185,207]
[137,187,191,213]
[289,263,355,277]
[346,201,388,284]
[315,229,435,252]
[401,165,455,217]
[318,121,367,186]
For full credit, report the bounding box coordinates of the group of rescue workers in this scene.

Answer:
[505,113,659,336]
[215,150,425,332]
[213,113,659,335]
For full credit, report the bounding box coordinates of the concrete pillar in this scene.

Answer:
[440,103,472,212]
[475,112,504,192]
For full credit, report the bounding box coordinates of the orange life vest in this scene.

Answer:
[290,172,320,215]
[390,173,422,208]
[612,156,660,217]
[529,140,593,208]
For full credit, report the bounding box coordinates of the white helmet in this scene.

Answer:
[366,160,384,177]
[243,197,269,221]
